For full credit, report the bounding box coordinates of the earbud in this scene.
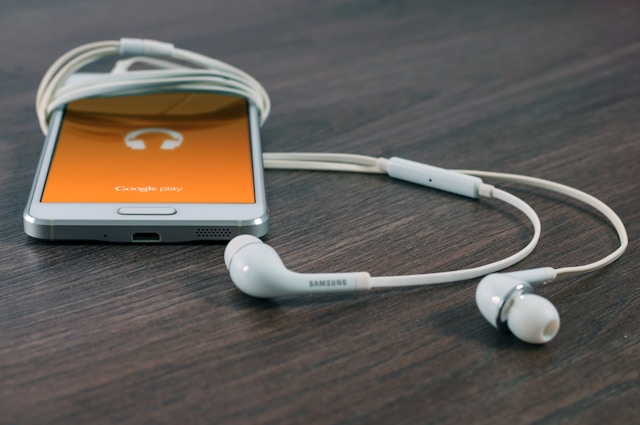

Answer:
[224,235,371,298]
[475,271,560,344]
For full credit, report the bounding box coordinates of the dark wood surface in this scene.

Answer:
[1,1,638,424]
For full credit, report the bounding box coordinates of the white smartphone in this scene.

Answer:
[24,89,268,242]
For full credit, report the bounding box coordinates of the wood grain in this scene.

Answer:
[1,0,638,424]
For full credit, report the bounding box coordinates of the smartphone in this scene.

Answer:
[24,89,268,242]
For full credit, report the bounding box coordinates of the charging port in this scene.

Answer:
[132,232,161,242]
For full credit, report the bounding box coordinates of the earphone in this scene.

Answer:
[124,128,183,150]
[36,38,628,345]
[224,154,626,344]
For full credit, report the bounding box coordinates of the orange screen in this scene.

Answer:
[42,92,256,203]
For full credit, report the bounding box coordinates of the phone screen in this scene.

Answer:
[41,92,256,203]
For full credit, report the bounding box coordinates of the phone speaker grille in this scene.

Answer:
[195,227,233,240]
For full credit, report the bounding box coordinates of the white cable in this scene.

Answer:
[48,73,266,117]
[37,41,120,133]
[369,187,542,287]
[265,153,541,287]
[451,170,628,276]
[263,152,627,283]
[36,38,271,134]
[110,56,188,73]
[264,152,385,174]
[35,39,627,285]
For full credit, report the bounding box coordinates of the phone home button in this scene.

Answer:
[117,207,177,215]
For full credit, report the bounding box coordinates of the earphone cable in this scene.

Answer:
[264,152,627,282]
[452,170,628,276]
[34,39,628,284]
[36,39,271,134]
[265,153,541,287]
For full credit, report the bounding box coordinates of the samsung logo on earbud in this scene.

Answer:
[309,279,348,288]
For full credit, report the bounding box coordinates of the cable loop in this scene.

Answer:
[36,38,271,134]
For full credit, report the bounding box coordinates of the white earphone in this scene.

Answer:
[36,38,628,345]
[222,154,626,345]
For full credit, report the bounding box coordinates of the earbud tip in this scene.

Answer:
[224,235,263,270]
[507,294,560,344]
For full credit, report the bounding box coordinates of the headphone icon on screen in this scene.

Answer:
[124,128,184,150]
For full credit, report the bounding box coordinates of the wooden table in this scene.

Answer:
[1,1,638,423]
